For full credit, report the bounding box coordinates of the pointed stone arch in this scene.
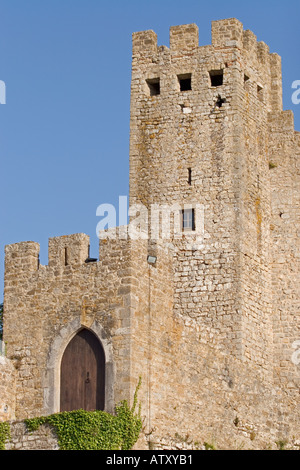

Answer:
[60,328,106,412]
[42,317,115,416]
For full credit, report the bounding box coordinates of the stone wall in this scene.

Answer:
[5,421,58,450]
[135,317,300,450]
[3,231,174,422]
[0,354,16,422]
[3,232,135,419]
[269,112,300,392]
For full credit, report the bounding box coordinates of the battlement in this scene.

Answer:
[133,19,280,65]
[4,234,92,279]
[48,233,90,268]
[132,18,278,59]
[4,230,141,280]
[131,18,283,114]
[5,241,40,275]
[211,18,244,48]
[169,23,199,51]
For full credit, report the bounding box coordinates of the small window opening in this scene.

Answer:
[182,208,195,231]
[257,84,264,102]
[178,74,192,91]
[188,168,192,185]
[216,95,226,108]
[64,247,68,266]
[146,78,160,96]
[244,74,250,83]
[209,70,223,87]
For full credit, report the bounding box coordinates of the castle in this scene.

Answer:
[1,18,299,450]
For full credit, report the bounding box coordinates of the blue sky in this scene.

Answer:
[0,0,299,300]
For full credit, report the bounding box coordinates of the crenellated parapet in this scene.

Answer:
[131,18,284,114]
[4,233,92,280]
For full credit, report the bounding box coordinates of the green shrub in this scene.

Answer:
[25,378,142,450]
[0,422,10,450]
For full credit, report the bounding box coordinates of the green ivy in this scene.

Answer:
[0,422,10,450]
[25,377,142,451]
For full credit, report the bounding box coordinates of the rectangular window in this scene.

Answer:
[209,70,223,87]
[146,78,160,96]
[178,74,192,91]
[182,208,195,231]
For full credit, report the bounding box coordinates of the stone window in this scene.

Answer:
[146,78,160,96]
[209,70,223,87]
[64,247,68,266]
[257,84,264,102]
[178,74,192,91]
[188,168,192,185]
[182,208,195,231]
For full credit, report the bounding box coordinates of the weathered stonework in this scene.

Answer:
[0,355,16,422]
[5,421,59,450]
[1,18,299,450]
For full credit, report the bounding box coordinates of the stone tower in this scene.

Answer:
[129,18,299,385]
[1,19,299,450]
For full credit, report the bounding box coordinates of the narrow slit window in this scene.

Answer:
[209,70,223,87]
[64,247,68,266]
[188,168,192,185]
[146,78,160,96]
[178,74,192,91]
[182,208,195,231]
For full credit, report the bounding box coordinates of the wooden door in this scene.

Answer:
[60,329,105,412]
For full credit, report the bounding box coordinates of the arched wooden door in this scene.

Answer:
[60,329,105,412]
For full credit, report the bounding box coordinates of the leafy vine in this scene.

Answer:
[0,422,10,450]
[24,377,142,450]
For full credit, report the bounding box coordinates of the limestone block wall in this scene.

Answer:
[5,421,58,450]
[3,232,147,420]
[3,231,176,423]
[268,112,300,392]
[129,242,300,450]
[129,239,175,431]
[0,355,16,422]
